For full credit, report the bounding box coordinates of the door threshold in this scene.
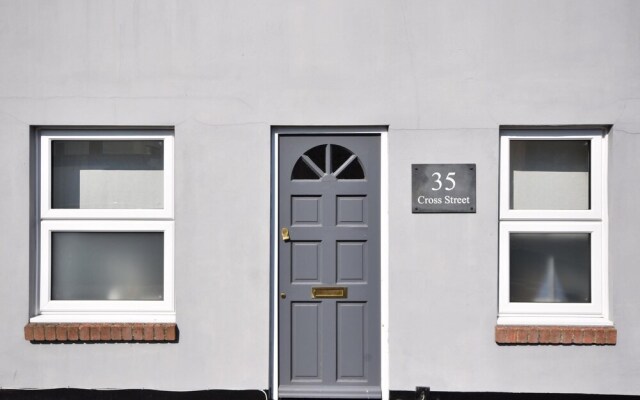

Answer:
[278,385,382,399]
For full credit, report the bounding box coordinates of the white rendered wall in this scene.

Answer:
[0,0,639,394]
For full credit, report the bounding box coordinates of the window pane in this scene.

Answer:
[52,140,164,209]
[292,158,321,180]
[336,158,365,180]
[510,233,591,303]
[305,145,327,173]
[51,232,164,301]
[331,144,365,180]
[510,140,590,210]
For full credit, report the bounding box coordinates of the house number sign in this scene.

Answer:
[412,164,476,213]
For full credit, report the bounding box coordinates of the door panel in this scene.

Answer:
[291,302,322,381]
[291,196,322,226]
[337,241,367,283]
[291,242,321,282]
[337,302,367,381]
[278,134,381,399]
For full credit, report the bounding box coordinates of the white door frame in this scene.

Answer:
[270,126,389,400]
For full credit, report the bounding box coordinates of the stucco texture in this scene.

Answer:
[0,0,639,394]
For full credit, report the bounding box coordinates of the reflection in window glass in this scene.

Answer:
[510,233,591,303]
[51,232,164,301]
[510,140,590,210]
[51,140,164,209]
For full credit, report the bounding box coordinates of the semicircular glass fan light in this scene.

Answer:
[291,144,365,181]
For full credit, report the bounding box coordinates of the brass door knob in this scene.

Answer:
[281,227,290,241]
[280,292,286,299]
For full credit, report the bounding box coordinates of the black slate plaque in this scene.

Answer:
[412,164,476,213]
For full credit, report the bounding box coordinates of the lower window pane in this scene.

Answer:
[510,233,591,303]
[51,232,164,301]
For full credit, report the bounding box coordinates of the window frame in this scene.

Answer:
[40,131,174,220]
[32,129,175,324]
[498,128,610,326]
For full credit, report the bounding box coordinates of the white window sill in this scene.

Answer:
[30,313,176,324]
[497,315,613,327]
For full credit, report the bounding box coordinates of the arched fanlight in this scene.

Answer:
[292,144,365,181]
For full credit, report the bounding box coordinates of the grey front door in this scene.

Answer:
[278,134,381,399]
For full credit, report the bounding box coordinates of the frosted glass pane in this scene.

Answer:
[52,140,164,209]
[510,140,590,210]
[51,232,164,301]
[510,233,590,303]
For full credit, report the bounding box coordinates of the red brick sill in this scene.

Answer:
[24,323,177,343]
[496,325,616,345]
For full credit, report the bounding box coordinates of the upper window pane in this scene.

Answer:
[51,140,164,209]
[510,140,590,210]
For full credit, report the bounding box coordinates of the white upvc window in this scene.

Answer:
[498,128,610,326]
[32,129,175,323]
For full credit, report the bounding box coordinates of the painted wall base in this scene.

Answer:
[389,391,637,400]
[0,389,268,400]
[2,390,637,400]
